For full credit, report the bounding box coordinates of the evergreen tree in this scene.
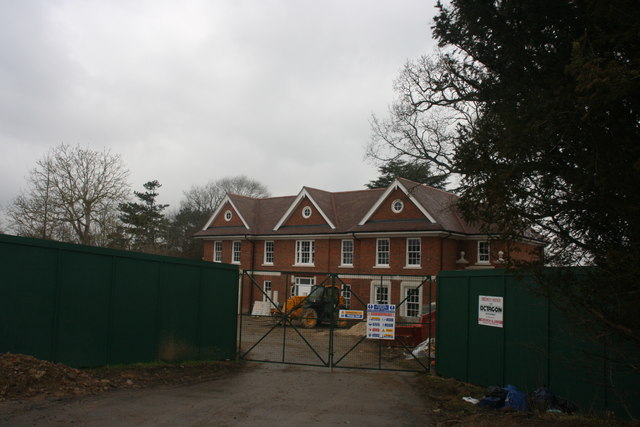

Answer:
[119,180,169,253]
[373,0,640,363]
[366,160,449,189]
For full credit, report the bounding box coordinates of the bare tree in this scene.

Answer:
[166,175,270,259]
[181,175,270,214]
[8,144,130,246]
[367,53,479,180]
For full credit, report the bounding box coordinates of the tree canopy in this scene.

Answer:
[373,0,640,352]
[7,144,130,245]
[166,175,271,259]
[366,159,448,189]
[118,180,169,253]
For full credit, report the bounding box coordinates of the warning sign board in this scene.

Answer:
[478,295,504,328]
[339,309,364,320]
[366,304,395,340]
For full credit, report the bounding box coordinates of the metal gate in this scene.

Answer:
[237,270,434,372]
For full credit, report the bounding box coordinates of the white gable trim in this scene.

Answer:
[358,179,436,225]
[202,195,250,230]
[273,188,336,231]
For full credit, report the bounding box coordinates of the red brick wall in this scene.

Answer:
[204,236,540,272]
[203,235,540,313]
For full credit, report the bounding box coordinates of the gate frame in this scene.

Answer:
[237,269,434,372]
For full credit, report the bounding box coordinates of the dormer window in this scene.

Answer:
[224,210,233,222]
[392,199,404,213]
[302,206,312,218]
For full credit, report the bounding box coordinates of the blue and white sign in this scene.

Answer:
[366,304,396,340]
[339,309,364,320]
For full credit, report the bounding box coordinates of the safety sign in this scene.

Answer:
[366,304,396,340]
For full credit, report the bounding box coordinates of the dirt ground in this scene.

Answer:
[0,353,240,402]
[0,353,628,426]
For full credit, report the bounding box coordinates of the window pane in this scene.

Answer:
[265,241,274,264]
[405,288,420,317]
[263,281,272,301]
[479,241,490,262]
[375,285,389,304]
[341,284,351,309]
[233,241,241,263]
[214,241,222,262]
[296,240,314,264]
[407,238,421,266]
[342,240,353,265]
[377,239,389,265]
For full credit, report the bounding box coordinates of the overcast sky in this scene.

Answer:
[0,0,439,223]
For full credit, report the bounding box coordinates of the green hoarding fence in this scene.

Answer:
[0,234,238,368]
[436,269,640,419]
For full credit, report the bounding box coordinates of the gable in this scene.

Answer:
[273,188,336,231]
[280,200,329,228]
[209,201,245,228]
[202,196,250,231]
[367,188,427,222]
[358,179,436,226]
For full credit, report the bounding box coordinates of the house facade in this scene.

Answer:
[194,178,543,318]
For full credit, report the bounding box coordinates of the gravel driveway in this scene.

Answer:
[0,362,432,426]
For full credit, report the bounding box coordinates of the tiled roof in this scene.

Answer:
[193,178,498,238]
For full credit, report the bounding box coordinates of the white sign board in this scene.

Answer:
[366,304,396,340]
[478,295,504,328]
[339,309,364,320]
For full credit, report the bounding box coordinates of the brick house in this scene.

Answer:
[193,178,543,318]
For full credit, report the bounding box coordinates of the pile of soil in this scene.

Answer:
[0,353,239,402]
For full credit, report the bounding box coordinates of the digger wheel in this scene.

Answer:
[300,308,318,328]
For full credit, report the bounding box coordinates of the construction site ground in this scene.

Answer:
[0,353,617,426]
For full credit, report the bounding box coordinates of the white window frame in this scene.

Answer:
[405,237,421,268]
[213,241,222,263]
[478,241,490,264]
[263,240,274,265]
[302,206,312,218]
[370,280,391,305]
[340,239,354,267]
[375,238,390,267]
[292,276,315,296]
[263,280,272,301]
[341,284,351,309]
[224,210,233,221]
[392,199,404,213]
[400,281,422,318]
[294,240,315,266]
[232,241,241,264]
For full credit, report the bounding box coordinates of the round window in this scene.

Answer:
[392,199,404,213]
[302,206,312,218]
[224,210,233,221]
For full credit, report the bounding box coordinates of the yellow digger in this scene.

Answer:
[272,285,347,328]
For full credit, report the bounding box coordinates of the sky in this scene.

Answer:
[0,0,439,224]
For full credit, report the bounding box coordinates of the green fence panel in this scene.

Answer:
[109,257,160,365]
[0,234,239,368]
[466,273,505,387]
[0,242,57,360]
[606,348,640,419]
[548,303,607,413]
[157,263,202,362]
[503,275,549,389]
[437,269,640,419]
[199,267,238,360]
[436,274,469,381]
[55,250,112,367]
